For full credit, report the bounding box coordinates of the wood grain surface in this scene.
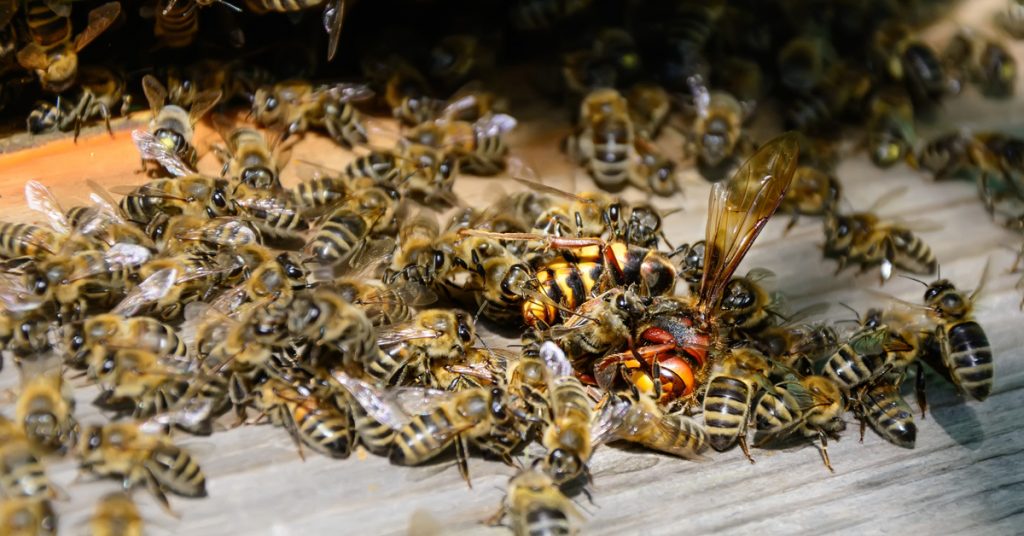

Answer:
[2,2,1024,534]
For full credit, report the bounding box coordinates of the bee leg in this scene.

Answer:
[99,103,113,137]
[858,415,867,443]
[484,504,507,527]
[454,436,473,489]
[142,469,180,519]
[816,430,835,473]
[738,435,755,464]
[915,362,928,418]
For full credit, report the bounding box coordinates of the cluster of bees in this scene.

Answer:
[0,0,1014,534]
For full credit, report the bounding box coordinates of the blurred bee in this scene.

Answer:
[90,492,142,536]
[251,80,372,147]
[627,82,670,139]
[409,111,517,177]
[0,222,61,259]
[133,255,237,320]
[0,497,57,536]
[26,65,129,139]
[568,88,637,192]
[703,348,773,461]
[488,466,581,536]
[687,77,753,183]
[0,308,54,362]
[871,22,948,109]
[944,30,1017,99]
[133,75,222,177]
[996,0,1024,39]
[244,0,347,60]
[64,311,187,370]
[510,0,592,30]
[823,207,937,284]
[852,375,916,449]
[118,176,234,224]
[778,166,842,230]
[386,212,441,284]
[396,142,460,205]
[147,214,260,256]
[754,374,846,472]
[15,1,120,93]
[254,378,354,459]
[600,390,708,460]
[78,421,208,513]
[429,34,493,90]
[776,34,836,94]
[361,56,443,126]
[217,126,291,190]
[922,273,993,402]
[866,86,917,168]
[0,416,57,499]
[282,286,376,371]
[15,367,77,453]
[289,174,350,218]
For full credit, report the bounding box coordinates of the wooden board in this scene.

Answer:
[2,4,1024,535]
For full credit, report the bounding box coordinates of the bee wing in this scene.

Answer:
[698,133,799,318]
[74,1,120,52]
[188,90,223,126]
[132,130,194,177]
[139,397,216,435]
[687,75,711,119]
[104,243,153,267]
[330,371,411,430]
[16,43,49,70]
[0,273,43,312]
[322,0,345,62]
[141,75,167,116]
[392,386,453,415]
[111,268,177,316]
[176,218,258,246]
[358,281,437,308]
[25,180,70,235]
[207,286,248,314]
[43,0,71,18]
[375,325,440,347]
[590,396,632,446]
[473,113,517,138]
[539,341,573,380]
[325,82,373,103]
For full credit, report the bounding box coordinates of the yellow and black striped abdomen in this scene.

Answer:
[521,506,572,536]
[146,444,207,498]
[889,229,937,275]
[154,0,198,48]
[306,208,370,266]
[390,409,455,465]
[0,442,51,497]
[349,401,396,455]
[703,375,751,451]
[942,321,993,401]
[823,343,887,390]
[0,222,59,259]
[754,390,796,432]
[25,1,71,49]
[861,382,916,448]
[291,399,354,458]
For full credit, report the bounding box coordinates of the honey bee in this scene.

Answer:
[753,374,846,472]
[253,378,354,459]
[428,35,494,89]
[134,75,222,177]
[15,367,77,453]
[568,88,637,192]
[626,82,670,139]
[821,314,916,392]
[489,466,581,536]
[15,1,120,93]
[866,86,917,168]
[600,390,708,460]
[251,80,372,147]
[26,65,129,139]
[244,0,347,60]
[372,308,475,386]
[230,183,310,240]
[409,111,517,177]
[823,207,937,284]
[702,348,774,461]
[717,268,784,335]
[90,492,142,536]
[997,0,1024,39]
[304,184,400,270]
[778,165,842,230]
[361,56,442,125]
[673,240,705,295]
[282,286,376,370]
[218,126,290,190]
[511,0,592,30]
[754,321,839,376]
[688,76,753,182]
[133,255,236,320]
[871,22,948,109]
[944,30,1017,99]
[386,212,441,284]
[78,421,208,512]
[922,274,994,402]
[0,497,57,536]
[0,222,61,259]
[0,308,54,361]
[776,34,836,94]
[0,416,57,499]
[147,214,260,256]
[333,371,518,483]
[395,142,460,205]
[64,311,187,370]
[118,177,234,224]
[852,375,916,449]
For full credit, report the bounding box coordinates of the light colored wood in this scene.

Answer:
[2,5,1024,535]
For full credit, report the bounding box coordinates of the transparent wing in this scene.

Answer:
[111,268,177,316]
[25,180,70,235]
[132,130,194,177]
[539,341,573,380]
[324,82,374,103]
[375,325,440,347]
[473,113,517,138]
[139,397,216,435]
[331,371,411,430]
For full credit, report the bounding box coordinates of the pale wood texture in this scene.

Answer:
[2,3,1024,535]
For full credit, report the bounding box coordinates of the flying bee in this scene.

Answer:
[703,347,774,461]
[217,126,291,190]
[77,421,207,513]
[0,497,57,535]
[118,176,234,224]
[0,416,58,499]
[921,273,994,402]
[332,371,519,484]
[15,366,77,453]
[134,75,222,177]
[251,80,372,147]
[243,0,347,60]
[866,86,917,168]
[778,166,842,230]
[823,207,938,284]
[852,375,916,449]
[688,76,753,183]
[253,378,354,459]
[754,374,846,472]
[90,492,142,536]
[15,1,120,93]
[488,466,582,536]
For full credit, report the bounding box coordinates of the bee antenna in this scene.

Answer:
[899,275,929,287]
[836,302,861,323]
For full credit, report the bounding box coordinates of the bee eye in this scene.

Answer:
[32,277,48,295]
[70,334,85,351]
[212,190,227,208]
[616,295,627,310]
[88,430,101,449]
[433,251,446,270]
[265,97,278,111]
[101,358,115,374]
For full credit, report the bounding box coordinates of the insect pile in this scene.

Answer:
[0,0,1015,534]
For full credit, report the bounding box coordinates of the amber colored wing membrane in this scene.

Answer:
[698,132,799,319]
